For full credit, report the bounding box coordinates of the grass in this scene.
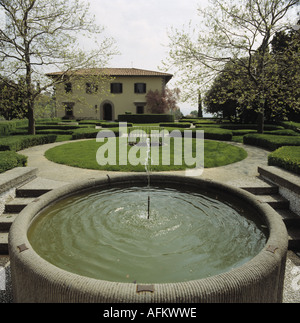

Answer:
[45,138,247,172]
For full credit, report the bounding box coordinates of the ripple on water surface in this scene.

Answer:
[28,186,267,284]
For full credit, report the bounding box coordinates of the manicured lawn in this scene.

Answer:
[45,138,247,172]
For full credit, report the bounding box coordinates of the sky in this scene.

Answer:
[87,0,207,115]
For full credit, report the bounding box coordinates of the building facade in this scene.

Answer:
[47,68,173,121]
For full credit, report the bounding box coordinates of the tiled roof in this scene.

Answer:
[47,68,173,81]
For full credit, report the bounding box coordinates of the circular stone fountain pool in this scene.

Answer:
[9,174,288,303]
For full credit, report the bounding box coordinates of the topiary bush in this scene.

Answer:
[0,151,27,173]
[159,122,191,128]
[71,127,121,140]
[243,134,300,151]
[268,146,300,175]
[0,134,57,152]
[195,127,233,141]
[118,114,175,124]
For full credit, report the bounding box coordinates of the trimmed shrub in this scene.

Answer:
[0,122,16,136]
[165,127,232,141]
[231,129,257,136]
[280,121,300,133]
[268,146,300,175]
[71,127,121,140]
[118,114,174,124]
[243,134,300,151]
[78,120,104,126]
[0,134,57,152]
[159,122,191,128]
[264,129,300,136]
[220,124,284,131]
[101,122,133,128]
[0,151,27,173]
[195,127,233,141]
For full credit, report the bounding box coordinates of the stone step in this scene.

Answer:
[0,232,8,255]
[4,197,37,213]
[0,213,18,231]
[256,194,290,210]
[16,188,52,198]
[276,209,300,227]
[288,227,300,253]
[242,186,279,195]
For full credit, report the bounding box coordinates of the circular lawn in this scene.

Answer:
[45,138,248,172]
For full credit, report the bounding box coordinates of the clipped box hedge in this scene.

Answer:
[71,127,121,140]
[118,114,174,124]
[195,126,233,141]
[101,122,133,128]
[243,134,300,151]
[0,151,27,174]
[268,146,300,175]
[159,122,191,128]
[220,124,284,131]
[0,134,57,152]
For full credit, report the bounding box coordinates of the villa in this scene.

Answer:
[47,68,173,121]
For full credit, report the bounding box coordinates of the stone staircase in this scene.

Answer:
[0,170,67,256]
[0,187,52,255]
[242,184,300,254]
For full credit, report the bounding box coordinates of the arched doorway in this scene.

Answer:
[102,102,113,121]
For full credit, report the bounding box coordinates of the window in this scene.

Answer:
[86,83,98,94]
[65,82,72,93]
[111,83,123,94]
[63,102,75,118]
[134,83,146,94]
[136,106,144,114]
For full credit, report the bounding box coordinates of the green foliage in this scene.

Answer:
[71,127,121,140]
[268,146,300,175]
[243,134,300,151]
[118,114,175,124]
[163,0,299,129]
[159,122,191,128]
[101,122,133,128]
[0,135,57,152]
[197,127,233,141]
[280,121,300,133]
[0,151,27,173]
[220,124,284,131]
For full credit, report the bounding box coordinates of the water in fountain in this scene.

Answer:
[28,185,267,284]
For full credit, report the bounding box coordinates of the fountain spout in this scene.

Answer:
[145,137,151,219]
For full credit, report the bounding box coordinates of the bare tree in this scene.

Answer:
[163,0,299,132]
[0,0,118,134]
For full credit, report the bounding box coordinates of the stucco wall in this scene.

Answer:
[55,75,166,120]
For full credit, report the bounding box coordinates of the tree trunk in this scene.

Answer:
[27,100,36,135]
[257,110,264,134]
[198,91,203,118]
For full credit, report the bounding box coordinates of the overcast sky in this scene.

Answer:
[88,0,207,115]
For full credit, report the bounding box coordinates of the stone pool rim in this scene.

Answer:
[9,174,288,303]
